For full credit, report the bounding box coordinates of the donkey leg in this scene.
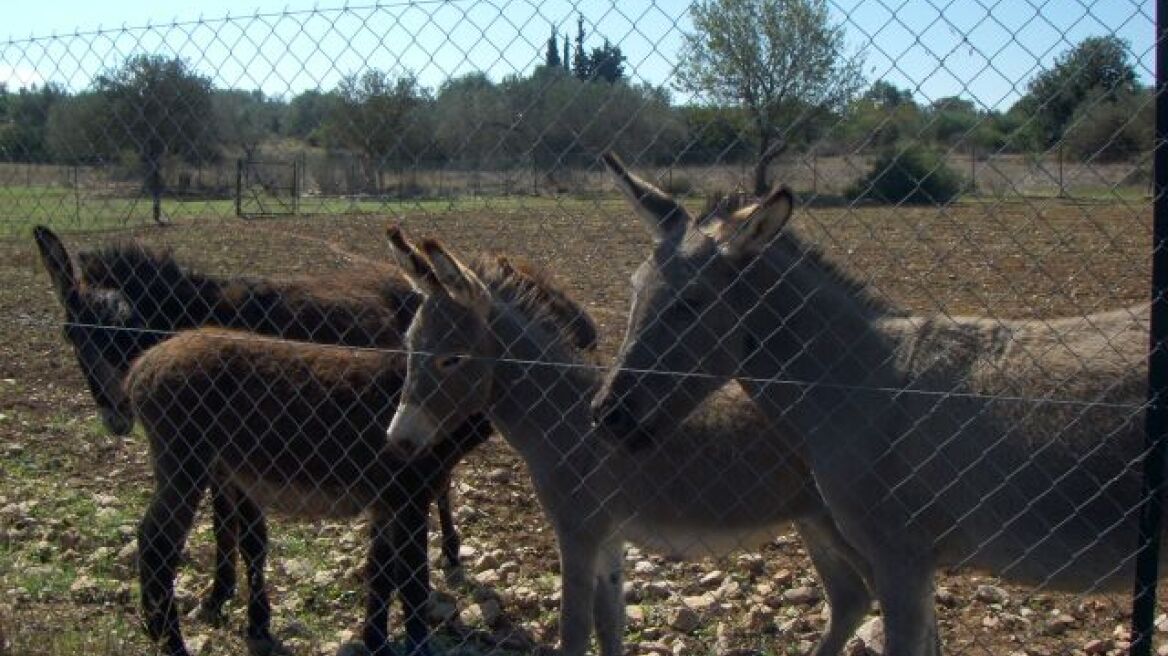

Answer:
[556,530,602,656]
[198,479,239,625]
[591,537,626,656]
[139,472,206,656]
[435,479,465,585]
[394,499,435,656]
[361,511,402,656]
[795,515,873,656]
[872,558,939,656]
[236,495,288,656]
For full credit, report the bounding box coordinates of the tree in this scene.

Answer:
[500,66,683,176]
[563,16,625,83]
[546,26,562,68]
[0,83,66,162]
[563,36,571,73]
[96,55,218,224]
[587,40,626,83]
[863,80,914,108]
[677,0,864,194]
[1015,35,1138,149]
[572,16,588,80]
[676,104,754,163]
[433,72,512,165]
[839,94,921,151]
[925,96,982,147]
[45,91,117,163]
[213,89,281,158]
[1062,88,1152,162]
[286,89,339,143]
[326,69,433,192]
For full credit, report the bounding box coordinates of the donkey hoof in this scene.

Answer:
[335,641,373,656]
[189,601,228,627]
[247,635,293,656]
[442,565,468,587]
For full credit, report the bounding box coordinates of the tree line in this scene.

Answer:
[0,0,1152,203]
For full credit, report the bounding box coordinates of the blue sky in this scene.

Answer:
[0,0,1155,110]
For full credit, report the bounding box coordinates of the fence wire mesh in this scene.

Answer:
[0,2,1163,656]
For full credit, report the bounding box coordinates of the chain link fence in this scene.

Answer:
[0,2,1163,656]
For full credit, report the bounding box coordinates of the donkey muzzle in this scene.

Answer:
[385,403,441,458]
[100,406,136,436]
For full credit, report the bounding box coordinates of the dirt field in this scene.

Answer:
[0,193,1159,656]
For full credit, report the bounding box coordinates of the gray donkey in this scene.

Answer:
[591,153,1152,656]
[382,227,874,656]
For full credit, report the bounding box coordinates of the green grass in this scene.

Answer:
[0,184,629,238]
[0,608,146,656]
[0,186,239,237]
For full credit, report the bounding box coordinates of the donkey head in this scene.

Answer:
[384,226,496,456]
[591,153,794,446]
[34,227,148,435]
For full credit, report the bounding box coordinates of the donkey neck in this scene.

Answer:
[484,298,827,539]
[486,301,601,461]
[736,246,905,419]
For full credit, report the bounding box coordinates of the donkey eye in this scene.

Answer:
[434,354,467,371]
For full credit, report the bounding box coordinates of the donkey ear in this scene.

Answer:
[419,240,490,314]
[601,151,690,241]
[386,224,444,296]
[33,226,77,303]
[718,185,795,259]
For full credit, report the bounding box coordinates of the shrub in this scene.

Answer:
[847,144,964,205]
[661,174,694,196]
[1063,91,1152,163]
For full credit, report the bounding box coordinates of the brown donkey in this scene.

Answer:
[127,247,594,656]
[128,328,487,656]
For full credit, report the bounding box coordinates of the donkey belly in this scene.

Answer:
[620,520,791,560]
[226,471,372,518]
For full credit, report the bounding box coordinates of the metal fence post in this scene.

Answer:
[235,158,244,217]
[1130,2,1168,654]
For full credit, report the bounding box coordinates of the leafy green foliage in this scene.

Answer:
[1015,35,1139,148]
[212,89,283,158]
[0,84,66,161]
[1062,89,1153,162]
[324,69,434,191]
[677,0,865,192]
[45,92,116,163]
[285,90,339,143]
[546,25,563,69]
[95,55,218,165]
[848,144,964,205]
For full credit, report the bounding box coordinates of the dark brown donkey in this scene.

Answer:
[128,328,486,656]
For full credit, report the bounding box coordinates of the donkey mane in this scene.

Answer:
[468,254,599,354]
[79,240,220,323]
[79,239,599,350]
[702,192,901,316]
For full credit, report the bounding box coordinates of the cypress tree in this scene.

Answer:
[545,25,561,68]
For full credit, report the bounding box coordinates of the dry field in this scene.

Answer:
[0,193,1159,656]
